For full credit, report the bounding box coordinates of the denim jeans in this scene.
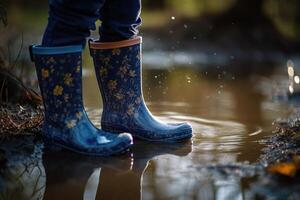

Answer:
[42,0,142,47]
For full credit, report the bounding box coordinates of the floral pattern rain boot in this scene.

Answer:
[89,37,193,142]
[29,45,133,156]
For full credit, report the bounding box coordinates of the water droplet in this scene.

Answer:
[171,16,176,20]
[184,24,188,29]
[289,85,294,93]
[186,75,191,83]
[288,66,294,77]
[295,76,300,84]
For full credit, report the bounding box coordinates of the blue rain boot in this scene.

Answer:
[89,37,193,142]
[29,45,133,156]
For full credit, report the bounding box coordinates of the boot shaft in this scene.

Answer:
[89,37,193,142]
[30,45,84,121]
[90,37,143,114]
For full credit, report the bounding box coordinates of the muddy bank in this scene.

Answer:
[0,69,43,136]
[260,116,300,165]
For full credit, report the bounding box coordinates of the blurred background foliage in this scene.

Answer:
[1,0,300,39]
[1,0,300,71]
[1,0,299,48]
[143,0,300,41]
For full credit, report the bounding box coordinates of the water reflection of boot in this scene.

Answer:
[29,45,133,156]
[132,140,192,160]
[0,136,46,200]
[89,37,193,142]
[97,141,192,200]
[42,150,132,200]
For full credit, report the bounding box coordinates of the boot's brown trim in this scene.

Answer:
[89,37,142,49]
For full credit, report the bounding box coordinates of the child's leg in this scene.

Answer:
[42,0,105,46]
[98,0,142,42]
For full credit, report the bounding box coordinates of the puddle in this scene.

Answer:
[0,66,293,200]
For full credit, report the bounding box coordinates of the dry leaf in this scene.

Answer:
[267,156,300,177]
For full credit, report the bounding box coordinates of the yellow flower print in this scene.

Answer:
[120,66,128,74]
[76,65,81,73]
[115,92,124,100]
[64,73,73,86]
[53,85,63,96]
[99,67,108,77]
[112,48,121,55]
[108,80,117,91]
[129,70,136,77]
[76,112,83,119]
[118,65,128,78]
[66,120,77,129]
[41,69,49,78]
